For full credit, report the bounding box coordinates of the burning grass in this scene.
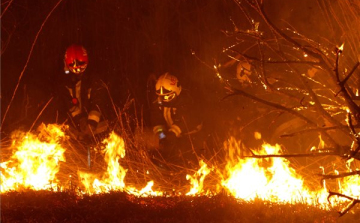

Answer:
[1,123,359,222]
[2,190,359,223]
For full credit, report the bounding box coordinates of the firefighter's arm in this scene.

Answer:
[151,100,167,136]
[168,124,182,137]
[88,79,106,126]
[170,99,202,136]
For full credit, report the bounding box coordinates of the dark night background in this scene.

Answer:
[1,0,336,145]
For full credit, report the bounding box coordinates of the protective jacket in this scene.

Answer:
[56,72,106,130]
[151,89,202,137]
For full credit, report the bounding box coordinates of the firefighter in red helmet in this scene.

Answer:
[150,72,203,169]
[57,44,107,140]
[64,44,89,75]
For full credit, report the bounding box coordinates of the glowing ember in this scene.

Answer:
[339,43,344,51]
[0,123,66,192]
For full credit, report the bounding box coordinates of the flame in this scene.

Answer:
[0,123,66,192]
[127,180,163,197]
[318,135,325,149]
[339,43,344,51]
[340,174,360,198]
[78,131,163,196]
[1,124,358,206]
[78,132,127,193]
[186,160,212,195]
[340,160,360,198]
[221,138,330,206]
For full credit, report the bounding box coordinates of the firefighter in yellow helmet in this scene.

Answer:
[150,72,203,169]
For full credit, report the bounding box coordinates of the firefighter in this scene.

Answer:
[56,44,108,141]
[150,72,203,169]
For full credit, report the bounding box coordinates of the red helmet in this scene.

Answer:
[64,44,88,74]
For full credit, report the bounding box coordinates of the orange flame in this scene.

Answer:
[221,137,329,205]
[1,124,66,192]
[1,125,358,206]
[220,137,360,208]
[340,174,360,198]
[186,160,212,195]
[78,132,126,193]
[339,43,344,51]
[78,131,162,196]
[340,159,360,198]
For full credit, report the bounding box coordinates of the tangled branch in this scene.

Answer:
[218,0,360,216]
[328,191,360,216]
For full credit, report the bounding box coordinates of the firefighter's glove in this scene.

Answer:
[79,118,97,138]
[158,131,177,151]
[78,117,87,131]
[166,131,177,141]
[86,120,98,136]
[158,132,166,149]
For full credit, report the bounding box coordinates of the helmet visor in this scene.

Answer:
[68,60,87,74]
[156,87,176,102]
[158,93,176,103]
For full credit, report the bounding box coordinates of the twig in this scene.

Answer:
[280,125,355,138]
[29,97,54,132]
[319,170,360,180]
[328,191,360,217]
[334,46,342,83]
[345,111,360,160]
[0,0,14,19]
[101,80,119,118]
[241,151,341,159]
[225,41,321,66]
[340,62,360,86]
[333,49,360,119]
[223,87,340,148]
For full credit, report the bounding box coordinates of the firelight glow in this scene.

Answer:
[186,159,212,195]
[220,137,358,207]
[0,123,66,192]
[0,124,359,208]
[78,131,163,196]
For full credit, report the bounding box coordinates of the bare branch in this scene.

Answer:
[340,61,360,86]
[224,87,341,149]
[220,1,360,216]
[0,0,14,19]
[280,125,358,138]
[333,49,360,120]
[29,97,54,132]
[328,191,360,217]
[319,170,360,180]
[241,151,342,159]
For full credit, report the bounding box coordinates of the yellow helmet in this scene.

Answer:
[155,72,182,103]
